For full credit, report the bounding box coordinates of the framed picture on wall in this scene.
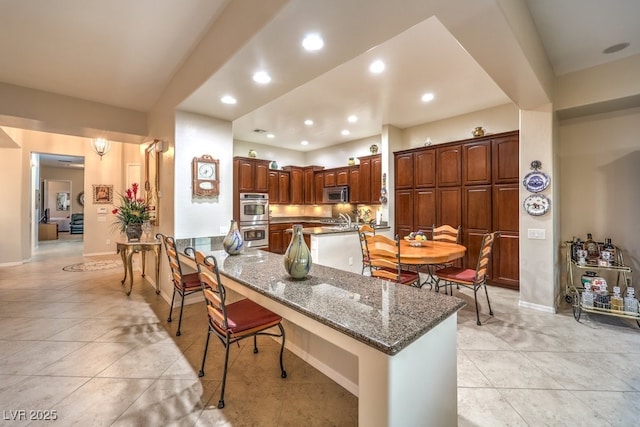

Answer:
[92,184,113,204]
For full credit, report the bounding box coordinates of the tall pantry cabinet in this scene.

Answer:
[394,130,519,289]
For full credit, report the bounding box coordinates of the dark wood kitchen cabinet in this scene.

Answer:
[304,166,323,204]
[336,168,350,186]
[233,157,269,193]
[394,130,519,289]
[268,170,290,204]
[357,154,382,204]
[284,166,304,204]
[349,166,361,203]
[314,172,325,203]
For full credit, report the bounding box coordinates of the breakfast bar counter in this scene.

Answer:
[176,237,465,426]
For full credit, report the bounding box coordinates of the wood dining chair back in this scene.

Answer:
[367,234,421,286]
[435,232,499,325]
[157,233,202,336]
[432,224,462,244]
[358,224,375,275]
[195,250,287,409]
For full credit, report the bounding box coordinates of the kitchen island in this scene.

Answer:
[176,238,465,426]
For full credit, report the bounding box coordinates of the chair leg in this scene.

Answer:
[167,287,176,322]
[253,335,258,354]
[278,323,287,379]
[218,334,232,409]
[473,286,482,326]
[483,282,494,316]
[176,290,186,336]
[198,329,212,377]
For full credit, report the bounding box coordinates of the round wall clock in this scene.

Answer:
[77,191,85,206]
[523,194,550,216]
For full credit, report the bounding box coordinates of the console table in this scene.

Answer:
[116,240,162,296]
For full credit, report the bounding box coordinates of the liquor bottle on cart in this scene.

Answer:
[584,233,599,260]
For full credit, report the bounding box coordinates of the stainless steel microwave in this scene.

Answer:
[323,186,349,204]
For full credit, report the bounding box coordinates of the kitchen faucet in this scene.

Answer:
[338,213,351,229]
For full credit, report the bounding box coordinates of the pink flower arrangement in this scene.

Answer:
[112,183,149,232]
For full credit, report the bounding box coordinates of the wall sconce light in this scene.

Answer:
[91,138,111,160]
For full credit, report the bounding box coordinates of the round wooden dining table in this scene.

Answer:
[368,239,466,265]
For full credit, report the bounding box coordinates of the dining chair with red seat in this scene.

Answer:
[367,234,421,286]
[435,231,499,325]
[157,233,202,336]
[195,250,287,409]
[429,224,463,287]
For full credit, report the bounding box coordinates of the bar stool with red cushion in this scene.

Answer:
[195,250,286,409]
[157,233,202,336]
[358,224,375,275]
[435,232,498,325]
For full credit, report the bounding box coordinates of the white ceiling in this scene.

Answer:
[2,0,639,155]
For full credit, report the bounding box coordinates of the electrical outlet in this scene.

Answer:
[527,228,545,239]
[348,257,353,266]
[106,239,111,245]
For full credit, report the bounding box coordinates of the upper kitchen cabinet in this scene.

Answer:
[358,154,382,204]
[463,141,491,185]
[492,131,519,184]
[314,172,325,203]
[268,170,291,204]
[336,168,350,186]
[233,157,269,193]
[304,166,324,204]
[324,170,336,187]
[283,166,304,205]
[437,145,462,187]
[349,166,361,203]
[395,150,435,189]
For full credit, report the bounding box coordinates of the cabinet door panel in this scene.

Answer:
[315,172,324,203]
[324,170,336,187]
[414,150,436,187]
[268,171,279,203]
[463,142,491,185]
[492,232,519,288]
[304,168,314,204]
[336,168,350,186]
[414,188,436,232]
[437,145,461,186]
[463,186,492,231]
[395,153,414,189]
[237,160,254,192]
[463,230,486,271]
[255,161,270,192]
[359,159,371,204]
[492,134,519,183]
[349,167,361,203]
[371,155,382,202]
[437,187,461,229]
[278,172,290,204]
[493,184,519,232]
[289,168,304,204]
[395,189,414,237]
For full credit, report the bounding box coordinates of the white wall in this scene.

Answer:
[174,111,234,239]
[304,135,381,169]
[233,139,305,167]
[559,106,640,287]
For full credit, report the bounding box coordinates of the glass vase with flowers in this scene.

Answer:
[112,183,150,242]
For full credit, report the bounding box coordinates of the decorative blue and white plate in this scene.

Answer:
[523,171,550,193]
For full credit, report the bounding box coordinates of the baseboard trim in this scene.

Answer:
[518,300,556,314]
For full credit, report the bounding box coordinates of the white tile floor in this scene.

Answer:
[0,234,638,426]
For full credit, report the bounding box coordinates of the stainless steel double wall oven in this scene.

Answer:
[238,193,269,249]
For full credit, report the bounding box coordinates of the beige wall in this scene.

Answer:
[558,106,640,287]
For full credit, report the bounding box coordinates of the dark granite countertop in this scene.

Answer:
[175,237,465,356]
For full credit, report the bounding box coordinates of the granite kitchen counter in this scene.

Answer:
[175,237,464,355]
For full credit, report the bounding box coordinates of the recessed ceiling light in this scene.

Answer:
[341,130,350,136]
[267,133,275,139]
[302,33,324,51]
[221,95,236,104]
[300,140,309,146]
[253,71,271,84]
[369,60,385,74]
[304,119,314,126]
[602,42,630,54]
[347,115,358,123]
[421,93,435,102]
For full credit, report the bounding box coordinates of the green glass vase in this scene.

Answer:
[284,224,312,280]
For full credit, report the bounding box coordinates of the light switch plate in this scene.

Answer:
[527,228,545,239]
[97,216,106,223]
[97,207,108,214]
